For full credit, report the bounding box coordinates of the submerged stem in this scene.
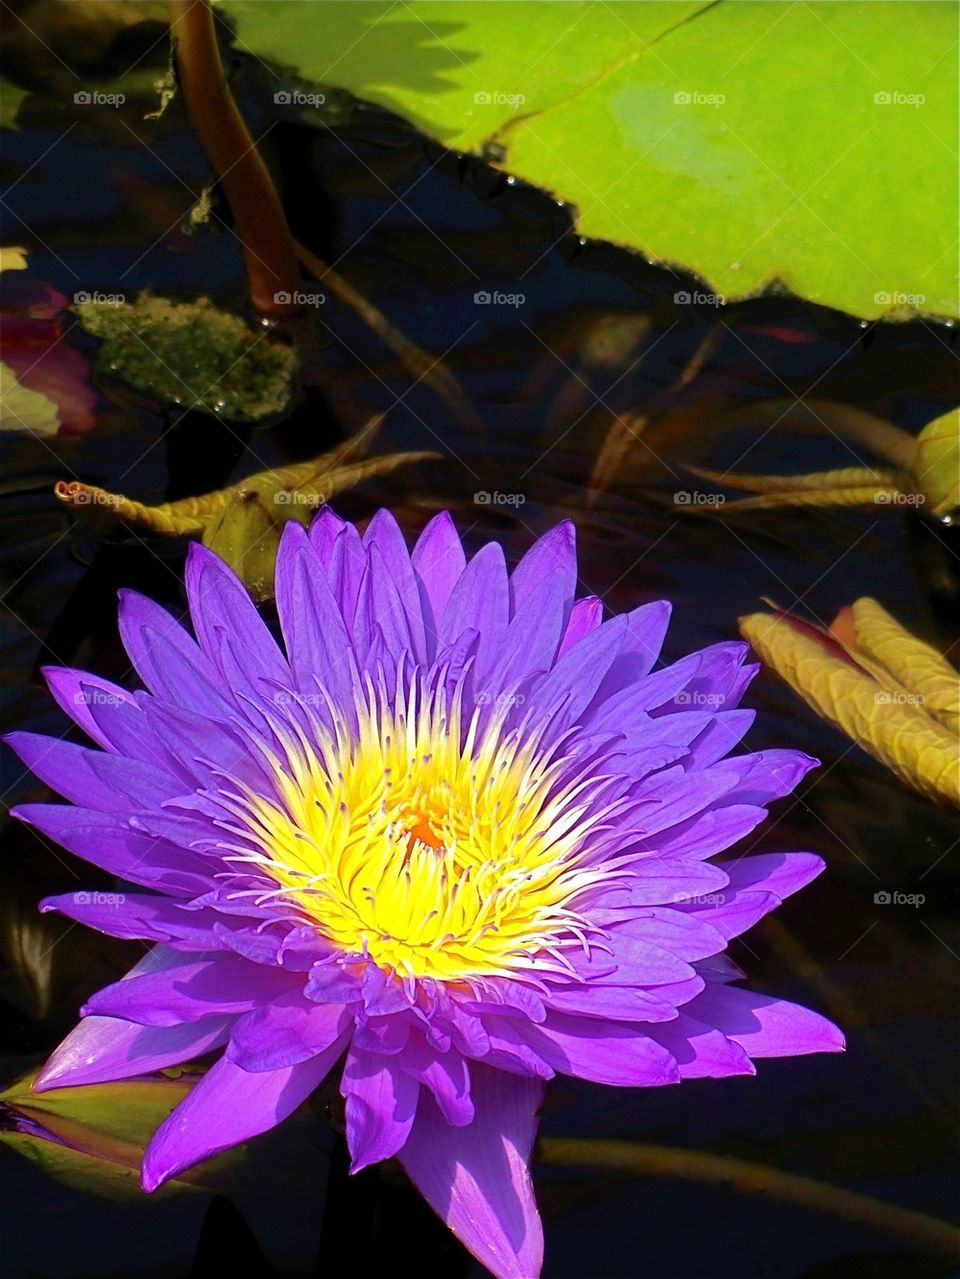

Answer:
[539,1137,960,1257]
[170,0,301,318]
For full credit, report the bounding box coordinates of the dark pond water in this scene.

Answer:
[1,14,958,1279]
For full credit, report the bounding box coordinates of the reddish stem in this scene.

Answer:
[170,0,302,318]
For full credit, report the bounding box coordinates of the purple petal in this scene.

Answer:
[41,666,136,748]
[684,709,756,769]
[226,992,352,1071]
[719,749,819,806]
[439,541,509,687]
[541,983,681,1024]
[400,1036,474,1126]
[671,852,825,941]
[523,613,627,732]
[82,953,297,1026]
[398,1062,544,1279]
[6,732,180,812]
[493,568,569,692]
[36,1014,233,1091]
[184,542,289,708]
[612,909,727,963]
[274,520,356,707]
[521,1012,681,1086]
[593,860,731,910]
[142,1053,333,1191]
[354,543,414,664]
[11,804,210,895]
[594,600,672,699]
[342,1045,420,1171]
[39,892,222,948]
[35,948,233,1091]
[647,1012,756,1078]
[688,984,845,1057]
[362,509,427,660]
[117,589,233,717]
[557,596,602,658]
[411,511,466,654]
[509,521,576,615]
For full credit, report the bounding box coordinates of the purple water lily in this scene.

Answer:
[9,510,843,1278]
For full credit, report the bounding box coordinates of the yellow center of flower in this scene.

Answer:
[219,677,611,982]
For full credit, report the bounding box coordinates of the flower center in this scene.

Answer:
[219,674,612,982]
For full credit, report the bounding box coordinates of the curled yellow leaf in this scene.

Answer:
[54,433,438,600]
[846,598,960,735]
[740,609,959,807]
[913,409,959,517]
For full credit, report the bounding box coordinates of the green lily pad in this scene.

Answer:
[220,0,958,320]
[0,1069,236,1200]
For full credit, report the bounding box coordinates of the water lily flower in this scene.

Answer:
[9,510,843,1278]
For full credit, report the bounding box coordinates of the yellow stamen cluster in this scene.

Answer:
[217,677,611,982]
